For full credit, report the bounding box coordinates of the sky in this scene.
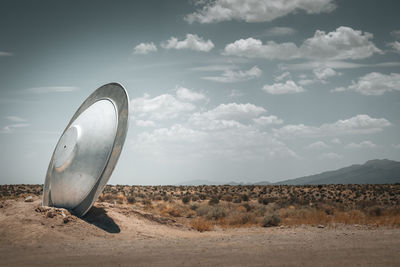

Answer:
[1,0,400,185]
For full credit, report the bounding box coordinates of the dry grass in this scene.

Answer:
[2,184,400,231]
[190,218,214,232]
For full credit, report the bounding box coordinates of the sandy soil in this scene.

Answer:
[0,196,399,267]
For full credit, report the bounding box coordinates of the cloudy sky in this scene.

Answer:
[1,0,400,185]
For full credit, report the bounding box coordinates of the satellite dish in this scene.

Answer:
[42,82,129,217]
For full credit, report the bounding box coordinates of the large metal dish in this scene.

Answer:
[42,83,129,216]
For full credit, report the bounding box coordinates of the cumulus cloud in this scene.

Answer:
[335,72,400,95]
[274,114,391,138]
[191,103,266,123]
[131,93,195,120]
[133,123,297,161]
[134,42,157,54]
[185,0,336,23]
[264,27,296,36]
[224,38,300,60]
[253,115,283,126]
[313,67,338,80]
[224,27,381,60]
[345,140,376,149]
[263,80,304,95]
[306,141,330,150]
[25,86,78,94]
[161,34,214,52]
[203,66,262,83]
[331,138,341,144]
[176,87,206,102]
[387,41,400,54]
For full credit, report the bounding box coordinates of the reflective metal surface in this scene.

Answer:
[42,83,129,216]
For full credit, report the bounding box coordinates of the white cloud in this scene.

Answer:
[337,72,400,95]
[224,38,300,60]
[274,114,391,138]
[345,140,376,149]
[0,51,13,56]
[133,123,297,161]
[331,138,341,144]
[319,152,342,159]
[387,41,400,54]
[185,0,336,23]
[224,27,381,60]
[134,42,157,54]
[253,115,283,126]
[26,86,78,94]
[274,71,291,82]
[131,93,195,120]
[265,27,296,36]
[306,141,329,150]
[161,34,214,52]
[135,120,156,127]
[331,86,346,92]
[281,61,400,71]
[313,67,338,80]
[4,116,26,122]
[176,87,206,102]
[192,102,266,123]
[203,65,262,83]
[263,80,304,95]
[298,79,316,86]
[1,123,30,134]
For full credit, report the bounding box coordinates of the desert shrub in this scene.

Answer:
[208,197,219,205]
[190,203,200,210]
[233,197,242,203]
[221,194,233,202]
[116,194,125,204]
[99,193,115,203]
[262,213,281,227]
[191,218,213,232]
[206,205,227,220]
[196,205,211,217]
[168,207,182,217]
[241,194,249,202]
[241,203,252,212]
[368,206,383,217]
[182,195,191,204]
[225,212,256,226]
[127,196,136,204]
[142,199,152,205]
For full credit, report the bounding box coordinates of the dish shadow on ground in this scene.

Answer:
[82,206,120,233]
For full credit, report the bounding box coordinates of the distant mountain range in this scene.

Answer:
[177,159,400,185]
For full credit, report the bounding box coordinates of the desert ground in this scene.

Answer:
[1,185,400,266]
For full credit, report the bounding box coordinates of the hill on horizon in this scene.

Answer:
[275,159,400,185]
[177,159,400,186]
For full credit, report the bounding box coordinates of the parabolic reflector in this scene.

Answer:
[42,83,129,216]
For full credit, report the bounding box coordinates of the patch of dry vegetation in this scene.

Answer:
[2,184,400,231]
